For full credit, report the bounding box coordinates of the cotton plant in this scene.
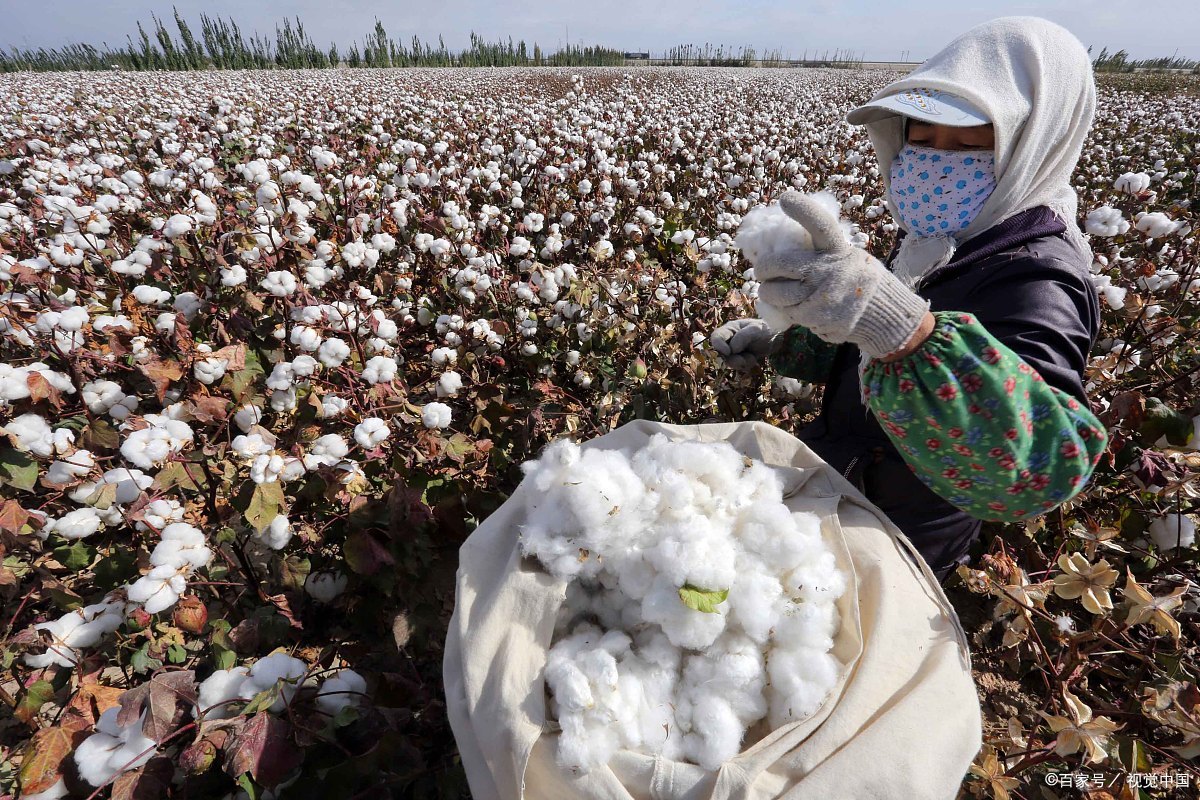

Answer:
[518,434,847,772]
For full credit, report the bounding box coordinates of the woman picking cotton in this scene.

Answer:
[711,16,1108,584]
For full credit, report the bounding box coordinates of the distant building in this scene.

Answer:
[623,52,650,60]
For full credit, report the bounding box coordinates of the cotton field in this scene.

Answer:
[0,66,1198,798]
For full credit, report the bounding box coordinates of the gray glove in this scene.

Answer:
[710,318,778,371]
[754,191,930,360]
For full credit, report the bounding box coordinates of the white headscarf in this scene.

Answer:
[847,16,1097,285]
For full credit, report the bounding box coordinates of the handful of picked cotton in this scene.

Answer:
[517,433,848,774]
[733,191,863,333]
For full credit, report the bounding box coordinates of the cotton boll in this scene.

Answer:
[127,564,187,614]
[767,647,843,728]
[727,569,785,644]
[316,669,367,715]
[1147,513,1196,551]
[681,694,744,770]
[783,550,848,604]
[774,598,840,652]
[245,652,309,713]
[197,666,252,719]
[734,503,824,574]
[641,575,726,650]
[556,713,621,775]
[305,571,348,603]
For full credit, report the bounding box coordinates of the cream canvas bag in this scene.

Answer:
[444,419,982,800]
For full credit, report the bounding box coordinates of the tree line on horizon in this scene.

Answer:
[0,11,627,72]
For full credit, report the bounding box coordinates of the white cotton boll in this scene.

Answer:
[783,550,848,604]
[256,515,293,550]
[262,270,298,297]
[726,569,785,644]
[556,713,621,775]
[232,433,272,459]
[131,284,171,306]
[1134,212,1180,238]
[362,355,397,384]
[734,504,823,574]
[234,403,263,433]
[136,498,185,532]
[316,669,367,715]
[1085,206,1129,237]
[52,507,104,540]
[641,575,726,650]
[2,413,55,457]
[319,395,349,419]
[305,571,348,603]
[681,694,744,770]
[127,564,187,614]
[354,417,390,449]
[436,370,463,398]
[421,402,452,429]
[766,647,843,728]
[197,667,252,719]
[194,357,228,385]
[1147,513,1196,551]
[46,449,95,484]
[317,337,351,367]
[245,652,308,713]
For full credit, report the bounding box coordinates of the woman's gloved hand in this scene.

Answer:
[710,318,778,371]
[755,191,931,360]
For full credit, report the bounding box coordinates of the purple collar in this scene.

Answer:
[886,206,1068,286]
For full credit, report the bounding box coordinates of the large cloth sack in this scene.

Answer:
[444,419,982,800]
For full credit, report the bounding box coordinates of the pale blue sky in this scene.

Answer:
[5,0,1197,61]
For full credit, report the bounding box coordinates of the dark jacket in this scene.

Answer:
[797,206,1100,582]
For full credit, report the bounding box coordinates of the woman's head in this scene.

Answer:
[846,16,1096,248]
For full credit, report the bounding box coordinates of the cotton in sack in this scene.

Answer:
[444,419,982,799]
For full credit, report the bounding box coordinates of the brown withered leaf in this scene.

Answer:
[65,682,126,728]
[111,757,173,800]
[0,498,31,533]
[189,394,229,423]
[26,372,65,409]
[211,343,247,371]
[118,670,198,741]
[223,712,302,788]
[19,725,87,794]
[137,358,185,403]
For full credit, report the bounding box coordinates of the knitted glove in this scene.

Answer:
[755,191,931,360]
[710,318,777,371]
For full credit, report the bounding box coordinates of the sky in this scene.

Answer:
[4,0,1198,62]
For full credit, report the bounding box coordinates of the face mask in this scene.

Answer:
[888,145,997,237]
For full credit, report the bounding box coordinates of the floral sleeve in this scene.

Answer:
[861,311,1107,521]
[767,324,840,383]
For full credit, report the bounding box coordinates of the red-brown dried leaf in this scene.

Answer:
[222,712,302,788]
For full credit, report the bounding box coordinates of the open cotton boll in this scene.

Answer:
[681,693,745,771]
[316,669,367,715]
[1147,513,1196,551]
[197,666,252,719]
[733,192,854,332]
[74,708,156,787]
[641,575,727,650]
[766,646,845,729]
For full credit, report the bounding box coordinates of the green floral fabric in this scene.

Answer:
[767,324,840,383]
[861,311,1108,521]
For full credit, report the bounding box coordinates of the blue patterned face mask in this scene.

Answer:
[889,145,997,237]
